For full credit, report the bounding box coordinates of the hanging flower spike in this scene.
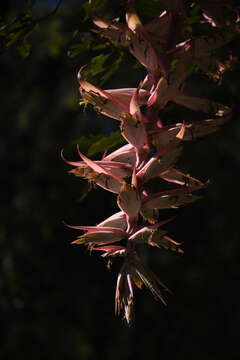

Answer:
[64,1,236,324]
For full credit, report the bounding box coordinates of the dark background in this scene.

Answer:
[1,1,240,359]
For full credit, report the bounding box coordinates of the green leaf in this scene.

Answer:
[16,38,31,57]
[73,134,104,153]
[101,51,124,83]
[83,49,125,85]
[27,0,35,7]
[136,0,163,19]
[83,0,109,20]
[184,15,201,25]
[87,131,126,156]
[87,53,111,77]
[68,38,93,58]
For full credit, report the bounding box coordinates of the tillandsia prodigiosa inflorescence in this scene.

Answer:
[64,1,239,323]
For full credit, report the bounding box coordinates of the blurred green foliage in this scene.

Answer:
[74,130,126,156]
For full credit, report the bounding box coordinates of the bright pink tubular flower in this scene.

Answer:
[64,2,237,324]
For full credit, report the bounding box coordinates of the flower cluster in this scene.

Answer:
[64,1,237,323]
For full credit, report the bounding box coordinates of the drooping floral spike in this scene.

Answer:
[64,1,237,324]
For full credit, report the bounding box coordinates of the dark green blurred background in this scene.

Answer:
[1,1,240,359]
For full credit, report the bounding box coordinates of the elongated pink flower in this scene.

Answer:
[64,1,237,324]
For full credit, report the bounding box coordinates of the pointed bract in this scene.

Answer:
[117,183,141,220]
[115,262,135,324]
[72,229,127,246]
[94,174,122,194]
[142,186,203,210]
[78,74,129,121]
[77,149,124,184]
[129,227,167,245]
[161,168,204,187]
[92,245,126,257]
[103,144,136,165]
[97,211,127,230]
[120,113,147,149]
[137,144,183,182]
